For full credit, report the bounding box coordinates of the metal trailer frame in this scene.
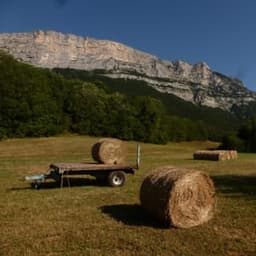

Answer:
[25,144,141,189]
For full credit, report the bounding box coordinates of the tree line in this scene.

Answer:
[220,117,256,152]
[1,51,254,149]
[54,67,239,134]
[0,52,166,143]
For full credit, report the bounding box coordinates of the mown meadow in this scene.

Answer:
[0,135,255,256]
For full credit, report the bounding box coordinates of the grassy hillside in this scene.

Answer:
[0,136,255,255]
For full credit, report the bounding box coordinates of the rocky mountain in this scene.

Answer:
[0,30,255,111]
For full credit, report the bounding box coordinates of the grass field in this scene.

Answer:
[0,135,255,256]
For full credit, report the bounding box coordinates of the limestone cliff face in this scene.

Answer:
[0,30,255,110]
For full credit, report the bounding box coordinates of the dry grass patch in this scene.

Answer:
[0,136,255,256]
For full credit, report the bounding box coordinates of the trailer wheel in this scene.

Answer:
[107,171,126,187]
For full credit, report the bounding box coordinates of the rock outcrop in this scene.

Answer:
[0,30,255,110]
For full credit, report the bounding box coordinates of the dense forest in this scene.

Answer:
[0,52,167,143]
[220,117,256,152]
[54,68,239,131]
[1,51,256,150]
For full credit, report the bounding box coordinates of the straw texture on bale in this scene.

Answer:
[140,166,216,228]
[193,150,238,161]
[91,138,127,164]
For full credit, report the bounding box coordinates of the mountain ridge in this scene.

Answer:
[0,30,255,111]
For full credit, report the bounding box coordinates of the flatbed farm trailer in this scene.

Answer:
[25,145,141,189]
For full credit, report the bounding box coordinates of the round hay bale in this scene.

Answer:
[91,138,127,164]
[140,166,216,228]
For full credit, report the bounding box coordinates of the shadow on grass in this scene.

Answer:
[212,175,256,199]
[100,204,168,229]
[10,177,107,191]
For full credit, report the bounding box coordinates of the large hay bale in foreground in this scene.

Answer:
[193,150,238,161]
[140,166,216,228]
[91,138,127,164]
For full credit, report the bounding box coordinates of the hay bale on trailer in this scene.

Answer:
[193,150,238,161]
[91,138,127,164]
[140,166,216,228]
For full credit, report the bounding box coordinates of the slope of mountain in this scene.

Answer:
[0,30,256,111]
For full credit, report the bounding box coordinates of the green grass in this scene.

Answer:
[0,136,255,256]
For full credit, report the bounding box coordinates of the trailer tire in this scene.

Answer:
[107,171,126,187]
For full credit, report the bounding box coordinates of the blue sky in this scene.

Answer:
[0,0,256,91]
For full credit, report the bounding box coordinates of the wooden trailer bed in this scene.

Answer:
[25,145,141,189]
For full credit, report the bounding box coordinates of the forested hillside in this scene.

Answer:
[54,68,241,130]
[0,52,167,143]
[0,51,243,144]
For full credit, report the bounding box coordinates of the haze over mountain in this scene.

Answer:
[1,30,256,112]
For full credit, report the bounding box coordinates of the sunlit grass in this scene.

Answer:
[0,136,255,255]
